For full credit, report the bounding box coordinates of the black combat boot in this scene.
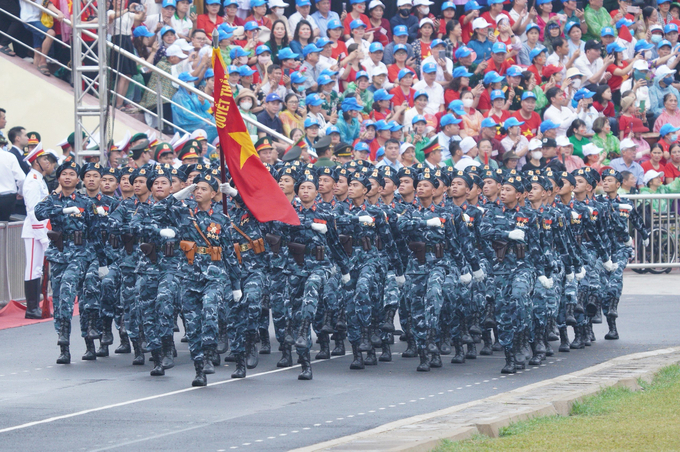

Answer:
[608,297,619,319]
[380,308,396,332]
[604,316,619,340]
[480,330,493,356]
[575,293,585,313]
[364,347,378,365]
[202,350,215,375]
[358,326,372,352]
[544,326,554,357]
[583,323,592,346]
[417,348,430,372]
[284,321,296,345]
[585,295,598,318]
[132,338,145,365]
[469,313,482,336]
[24,278,43,319]
[565,304,577,326]
[115,328,131,354]
[231,353,246,378]
[513,334,526,370]
[96,341,109,357]
[258,328,271,354]
[101,316,114,345]
[295,319,312,349]
[427,328,438,353]
[465,342,477,359]
[150,349,165,376]
[86,312,99,340]
[56,345,71,364]
[482,299,496,329]
[430,350,442,368]
[315,333,331,359]
[439,330,452,355]
[450,338,466,364]
[180,315,188,343]
[216,321,228,355]
[320,310,334,334]
[350,343,365,370]
[379,342,392,362]
[246,331,259,369]
[529,329,545,365]
[192,360,207,386]
[546,318,559,341]
[570,326,584,349]
[82,338,97,361]
[331,333,346,356]
[335,309,347,332]
[492,326,503,351]
[173,314,180,332]
[558,327,571,352]
[161,336,175,369]
[57,323,70,346]
[460,316,473,344]
[402,333,417,358]
[591,299,603,324]
[298,350,313,380]
[277,344,293,367]
[501,346,516,374]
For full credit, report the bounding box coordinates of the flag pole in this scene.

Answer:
[213,28,228,215]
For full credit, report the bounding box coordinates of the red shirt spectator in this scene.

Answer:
[641,159,666,182]
[513,109,542,139]
[484,58,512,76]
[196,14,223,36]
[478,90,492,113]
[459,16,475,44]
[390,85,415,108]
[245,15,272,30]
[387,64,417,83]
[606,60,628,92]
[593,100,616,118]
[665,160,680,181]
[331,40,348,60]
[343,13,370,37]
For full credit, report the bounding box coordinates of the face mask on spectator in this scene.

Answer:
[651,34,663,43]
[418,6,429,15]
[671,134,678,142]
[240,100,253,111]
[258,55,271,65]
[663,76,674,86]
[633,69,647,81]
[531,151,543,160]
[571,78,581,89]
[462,98,473,108]
[274,7,285,15]
[399,8,410,17]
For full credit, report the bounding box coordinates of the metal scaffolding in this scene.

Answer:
[71,0,108,163]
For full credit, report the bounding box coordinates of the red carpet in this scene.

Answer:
[0,299,60,330]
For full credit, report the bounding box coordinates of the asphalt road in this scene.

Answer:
[0,292,678,452]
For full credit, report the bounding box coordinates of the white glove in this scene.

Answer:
[357,215,374,225]
[460,273,472,284]
[173,183,196,201]
[39,237,50,249]
[618,203,632,211]
[472,268,485,282]
[538,275,553,289]
[98,266,109,278]
[232,290,242,302]
[625,236,633,247]
[575,268,586,280]
[96,206,106,216]
[219,183,238,197]
[477,206,486,214]
[311,223,328,234]
[160,228,176,239]
[462,213,471,223]
[586,206,594,214]
[395,275,405,287]
[566,272,574,282]
[508,229,525,242]
[426,217,442,227]
[643,238,650,247]
[62,206,80,215]
[341,273,350,284]
[603,259,618,272]
[571,211,580,220]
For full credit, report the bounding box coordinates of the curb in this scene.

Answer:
[291,347,680,452]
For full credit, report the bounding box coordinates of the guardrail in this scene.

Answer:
[622,193,680,273]
[2,0,294,147]
[0,222,27,305]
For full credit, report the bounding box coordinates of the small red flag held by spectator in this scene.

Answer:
[212,49,300,226]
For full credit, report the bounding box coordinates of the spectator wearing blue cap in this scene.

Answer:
[172,72,218,143]
[565,21,586,59]
[257,93,288,151]
[387,44,418,85]
[517,23,546,66]
[584,0,614,42]
[298,43,323,91]
[170,0,193,40]
[605,44,643,106]
[407,114,432,161]
[412,18,437,75]
[477,70,505,114]
[500,116,529,164]
[474,116,505,160]
[232,22,264,60]
[362,42,391,87]
[389,67,416,108]
[289,0,321,41]
[437,114,462,164]
[413,62,445,116]
[346,19,372,55]
[486,90,513,137]
[511,91,542,139]
[403,90,431,133]
[309,0,340,39]
[305,94,328,135]
[371,88,402,122]
[383,25,415,65]
[196,0,224,36]
[543,86,578,137]
[337,98,363,144]
[390,0,419,43]
[343,0,371,42]
[419,38,454,83]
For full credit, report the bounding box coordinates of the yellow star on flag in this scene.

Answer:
[229,131,258,169]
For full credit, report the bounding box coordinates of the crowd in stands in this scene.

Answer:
[4,0,680,193]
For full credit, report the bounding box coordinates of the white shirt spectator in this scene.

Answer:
[19,0,40,22]
[0,150,25,196]
[545,52,569,78]
[306,112,327,136]
[345,38,370,55]
[437,131,459,162]
[568,39,585,58]
[107,10,137,35]
[543,104,577,137]
[288,12,319,36]
[171,14,193,39]
[413,79,444,116]
[261,81,287,100]
[574,53,604,83]
[420,55,454,83]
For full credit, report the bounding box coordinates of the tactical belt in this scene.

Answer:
[425,243,447,259]
[63,232,86,245]
[238,242,252,252]
[197,246,222,254]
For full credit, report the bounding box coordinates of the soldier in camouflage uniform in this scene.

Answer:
[164,171,242,386]
[479,174,552,374]
[398,171,484,372]
[281,172,350,380]
[600,169,649,340]
[35,161,103,364]
[107,166,154,366]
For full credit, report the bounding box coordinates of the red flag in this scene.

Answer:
[212,49,300,225]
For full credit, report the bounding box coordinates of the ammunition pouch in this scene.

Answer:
[408,241,426,265]
[361,236,372,252]
[288,242,307,265]
[73,230,83,246]
[180,241,197,265]
[109,234,121,249]
[265,234,282,254]
[375,236,384,251]
[339,234,353,257]
[47,231,63,252]
[163,241,175,257]
[122,233,134,255]
[492,240,509,262]
[140,243,157,264]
